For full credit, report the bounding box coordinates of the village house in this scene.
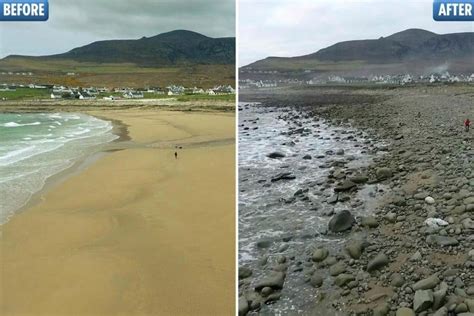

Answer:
[50,92,63,99]
[123,91,144,99]
[167,85,185,96]
[79,92,96,100]
[212,85,236,94]
[192,87,206,94]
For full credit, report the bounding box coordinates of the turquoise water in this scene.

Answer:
[0,113,118,224]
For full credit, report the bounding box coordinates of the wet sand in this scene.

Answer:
[0,109,235,315]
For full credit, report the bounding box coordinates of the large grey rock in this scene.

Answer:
[271,172,296,182]
[426,235,459,246]
[310,273,323,288]
[391,273,405,287]
[465,298,474,312]
[329,262,346,276]
[462,218,474,230]
[239,296,249,316]
[267,152,285,159]
[328,210,355,232]
[312,248,329,262]
[334,274,355,287]
[376,167,393,179]
[413,275,440,290]
[433,282,448,310]
[432,306,448,316]
[350,175,369,184]
[361,216,379,228]
[345,240,364,259]
[334,180,357,192]
[413,289,434,313]
[373,302,390,316]
[396,308,415,316]
[367,253,390,272]
[239,267,253,279]
[255,272,285,290]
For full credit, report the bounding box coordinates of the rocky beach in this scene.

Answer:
[238,84,473,315]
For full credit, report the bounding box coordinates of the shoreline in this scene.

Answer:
[0,107,236,315]
[7,114,130,226]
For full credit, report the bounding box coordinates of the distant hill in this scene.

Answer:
[3,30,235,66]
[244,29,474,75]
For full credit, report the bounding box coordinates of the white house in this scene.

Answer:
[123,91,144,99]
[167,85,185,95]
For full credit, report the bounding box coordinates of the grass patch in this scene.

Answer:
[0,87,50,100]
[176,94,235,102]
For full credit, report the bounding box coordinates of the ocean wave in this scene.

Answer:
[2,121,41,127]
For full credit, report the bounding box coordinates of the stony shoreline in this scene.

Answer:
[239,84,474,315]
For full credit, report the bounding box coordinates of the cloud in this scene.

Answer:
[0,0,235,58]
[239,0,474,66]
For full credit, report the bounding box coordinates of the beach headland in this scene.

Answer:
[238,84,473,315]
[0,102,236,315]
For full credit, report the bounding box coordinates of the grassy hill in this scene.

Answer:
[0,30,235,88]
[243,29,474,76]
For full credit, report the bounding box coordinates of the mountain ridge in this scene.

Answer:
[3,30,235,67]
[245,29,474,74]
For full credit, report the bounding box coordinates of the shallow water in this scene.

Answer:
[238,103,386,314]
[0,112,117,224]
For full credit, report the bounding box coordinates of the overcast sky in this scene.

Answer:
[0,0,235,58]
[239,0,474,66]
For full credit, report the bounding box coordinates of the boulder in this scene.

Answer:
[367,253,390,272]
[373,302,390,316]
[239,267,253,279]
[413,289,434,313]
[329,262,346,276]
[426,235,459,246]
[334,180,357,192]
[334,274,355,287]
[433,282,448,310]
[361,216,379,228]
[432,306,448,316]
[239,296,249,316]
[328,210,355,232]
[255,272,285,291]
[345,240,364,259]
[312,248,329,262]
[425,196,435,204]
[350,175,369,184]
[391,273,405,287]
[395,308,415,316]
[271,172,296,182]
[413,275,440,290]
[267,152,285,159]
[310,273,323,288]
[376,167,393,180]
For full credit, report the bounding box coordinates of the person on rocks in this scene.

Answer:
[465,118,471,132]
[175,151,178,159]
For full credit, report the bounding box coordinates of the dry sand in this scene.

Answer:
[0,109,235,316]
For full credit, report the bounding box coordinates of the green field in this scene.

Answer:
[176,94,235,102]
[0,88,50,100]
[0,57,235,89]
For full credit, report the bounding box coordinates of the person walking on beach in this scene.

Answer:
[465,118,470,132]
[175,151,178,159]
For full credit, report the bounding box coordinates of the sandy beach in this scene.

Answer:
[0,109,235,315]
